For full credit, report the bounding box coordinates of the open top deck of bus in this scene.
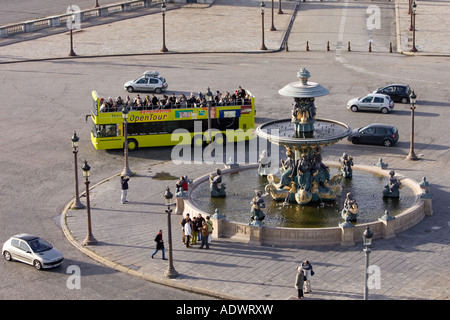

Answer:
[89,90,256,150]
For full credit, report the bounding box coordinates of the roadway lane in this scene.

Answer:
[288,0,395,53]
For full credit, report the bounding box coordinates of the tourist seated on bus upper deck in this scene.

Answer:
[238,86,246,99]
[169,93,177,104]
[151,94,159,106]
[116,96,124,107]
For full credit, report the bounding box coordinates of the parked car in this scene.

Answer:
[2,234,64,270]
[347,93,394,114]
[347,123,399,147]
[123,70,168,93]
[373,84,412,104]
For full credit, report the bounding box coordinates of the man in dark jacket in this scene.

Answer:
[152,230,166,260]
[121,176,129,204]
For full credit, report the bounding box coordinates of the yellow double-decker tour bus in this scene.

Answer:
[89,89,255,150]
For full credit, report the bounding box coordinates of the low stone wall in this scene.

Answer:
[0,0,163,38]
[183,162,431,247]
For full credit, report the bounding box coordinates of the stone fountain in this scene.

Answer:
[256,68,352,205]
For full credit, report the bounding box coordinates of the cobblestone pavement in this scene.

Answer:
[1,0,449,300]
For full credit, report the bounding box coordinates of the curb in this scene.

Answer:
[60,170,241,300]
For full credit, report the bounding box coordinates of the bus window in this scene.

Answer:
[99,124,118,138]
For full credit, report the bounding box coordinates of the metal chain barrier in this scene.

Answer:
[285,40,394,53]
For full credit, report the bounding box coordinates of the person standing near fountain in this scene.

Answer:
[301,260,314,294]
[294,267,305,299]
[184,216,193,248]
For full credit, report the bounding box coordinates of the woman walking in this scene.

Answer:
[294,267,305,299]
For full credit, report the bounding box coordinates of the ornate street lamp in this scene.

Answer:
[205,87,213,143]
[260,2,268,50]
[270,0,276,31]
[121,107,133,177]
[81,160,98,246]
[410,1,417,52]
[362,226,373,300]
[163,187,178,279]
[160,2,168,52]
[407,90,418,160]
[70,131,85,209]
[68,5,77,57]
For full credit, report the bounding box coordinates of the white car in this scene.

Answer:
[123,70,168,93]
[347,93,394,114]
[2,234,64,270]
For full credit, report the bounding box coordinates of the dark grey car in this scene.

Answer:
[373,84,411,104]
[347,123,399,147]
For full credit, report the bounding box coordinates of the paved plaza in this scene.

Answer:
[1,0,449,300]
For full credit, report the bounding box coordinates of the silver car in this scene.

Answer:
[123,70,168,93]
[2,234,64,270]
[347,93,394,114]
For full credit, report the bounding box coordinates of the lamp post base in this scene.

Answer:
[70,200,85,210]
[164,266,179,279]
[83,234,98,246]
[406,152,418,161]
[121,167,133,177]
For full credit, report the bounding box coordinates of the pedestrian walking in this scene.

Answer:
[151,230,166,260]
[180,213,190,244]
[295,267,305,299]
[205,215,213,244]
[301,260,314,293]
[199,221,209,249]
[184,217,192,248]
[120,176,130,204]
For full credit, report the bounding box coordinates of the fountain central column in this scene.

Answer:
[256,67,352,205]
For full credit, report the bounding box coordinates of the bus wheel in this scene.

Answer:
[127,139,138,151]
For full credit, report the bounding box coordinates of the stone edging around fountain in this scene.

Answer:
[181,162,432,247]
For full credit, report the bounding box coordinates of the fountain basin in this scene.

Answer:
[183,163,429,247]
